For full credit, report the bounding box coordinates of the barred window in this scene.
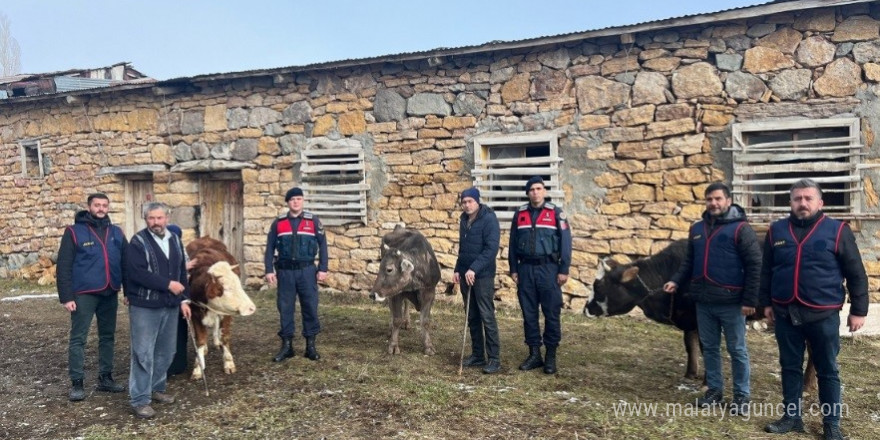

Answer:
[300,138,367,226]
[731,118,862,222]
[472,132,563,222]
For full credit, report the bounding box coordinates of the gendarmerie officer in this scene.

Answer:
[264,187,329,362]
[508,176,572,375]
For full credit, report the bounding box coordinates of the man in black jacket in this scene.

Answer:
[454,187,502,374]
[760,179,867,440]
[56,193,127,401]
[664,182,761,416]
[125,202,191,419]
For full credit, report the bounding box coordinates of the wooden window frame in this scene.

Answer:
[19,139,44,178]
[472,131,563,223]
[300,140,368,226]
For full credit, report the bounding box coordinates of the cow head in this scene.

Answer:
[583,257,642,318]
[204,261,256,316]
[369,248,414,302]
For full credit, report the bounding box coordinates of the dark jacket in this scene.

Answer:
[759,211,869,320]
[56,210,127,304]
[264,211,329,273]
[508,202,573,275]
[125,229,189,308]
[455,204,500,279]
[670,204,761,306]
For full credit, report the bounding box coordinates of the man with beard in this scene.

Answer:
[125,202,191,419]
[760,179,868,440]
[664,182,761,416]
[56,193,127,401]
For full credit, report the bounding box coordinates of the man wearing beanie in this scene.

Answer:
[454,187,502,374]
[264,187,329,362]
[508,176,572,375]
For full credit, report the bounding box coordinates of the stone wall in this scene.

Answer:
[2,2,880,302]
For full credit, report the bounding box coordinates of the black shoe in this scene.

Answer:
[69,379,85,401]
[482,359,501,374]
[543,345,557,374]
[96,373,125,393]
[462,354,486,368]
[729,394,750,416]
[519,346,543,371]
[823,423,847,440]
[696,389,722,407]
[765,416,805,434]
[273,338,294,362]
[305,337,320,361]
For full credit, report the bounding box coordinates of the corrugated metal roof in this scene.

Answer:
[54,77,114,93]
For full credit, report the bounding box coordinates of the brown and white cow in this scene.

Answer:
[369,225,441,355]
[186,237,256,380]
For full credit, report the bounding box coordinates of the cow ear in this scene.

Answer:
[620,266,639,283]
[401,259,414,273]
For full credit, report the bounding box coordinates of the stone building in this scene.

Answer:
[2,0,880,303]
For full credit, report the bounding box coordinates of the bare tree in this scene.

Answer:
[0,12,21,76]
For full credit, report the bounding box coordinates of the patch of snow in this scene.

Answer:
[1,293,56,302]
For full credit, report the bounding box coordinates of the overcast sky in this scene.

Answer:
[3,0,765,80]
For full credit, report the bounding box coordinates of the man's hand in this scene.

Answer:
[265,273,277,286]
[848,315,866,333]
[741,306,756,317]
[453,272,460,284]
[180,302,191,320]
[557,273,568,286]
[465,270,476,286]
[168,280,185,295]
[317,271,328,283]
[662,281,678,294]
[511,273,518,284]
[764,306,775,325]
[186,258,198,271]
[63,301,76,312]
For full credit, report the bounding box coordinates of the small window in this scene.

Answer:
[731,118,862,222]
[301,138,367,226]
[472,132,563,222]
[20,140,45,178]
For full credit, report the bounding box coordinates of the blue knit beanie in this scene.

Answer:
[525,176,545,194]
[460,187,480,203]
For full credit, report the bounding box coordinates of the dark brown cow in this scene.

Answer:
[369,225,441,355]
[584,239,817,390]
[186,237,256,380]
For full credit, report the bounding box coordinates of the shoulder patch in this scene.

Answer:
[518,204,529,211]
[277,213,288,220]
[303,212,314,219]
[544,202,556,209]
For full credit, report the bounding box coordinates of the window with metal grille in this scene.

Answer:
[730,118,863,222]
[20,140,45,178]
[472,132,563,222]
[300,139,367,226]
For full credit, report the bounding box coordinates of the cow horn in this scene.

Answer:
[601,258,613,272]
[396,249,401,256]
[229,264,239,271]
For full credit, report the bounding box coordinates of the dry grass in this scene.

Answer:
[1,281,879,439]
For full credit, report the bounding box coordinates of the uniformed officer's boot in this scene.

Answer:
[305,336,321,361]
[273,337,294,362]
[69,379,85,401]
[543,345,558,374]
[519,346,544,371]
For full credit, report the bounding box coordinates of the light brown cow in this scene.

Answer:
[186,237,256,380]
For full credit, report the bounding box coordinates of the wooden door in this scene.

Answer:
[124,178,154,239]
[199,176,244,274]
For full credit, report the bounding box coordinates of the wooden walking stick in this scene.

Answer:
[458,283,472,376]
[186,315,210,397]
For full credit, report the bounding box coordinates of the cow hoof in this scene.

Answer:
[191,371,203,381]
[685,372,700,380]
[225,365,236,374]
[424,347,435,356]
[388,346,400,355]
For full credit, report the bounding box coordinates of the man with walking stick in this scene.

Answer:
[454,187,502,374]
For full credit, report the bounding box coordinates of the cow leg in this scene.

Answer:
[220,316,236,374]
[388,296,404,355]
[684,329,701,380]
[190,322,209,381]
[401,300,410,330]
[804,341,817,393]
[419,289,435,356]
